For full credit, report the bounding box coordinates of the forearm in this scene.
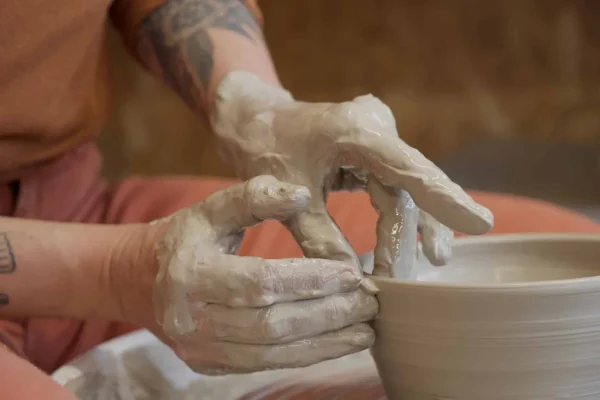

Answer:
[0,218,152,322]
[133,0,280,120]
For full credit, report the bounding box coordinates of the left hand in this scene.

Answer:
[147,176,377,374]
[211,72,493,275]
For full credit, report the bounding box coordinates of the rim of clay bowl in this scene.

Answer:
[370,233,600,295]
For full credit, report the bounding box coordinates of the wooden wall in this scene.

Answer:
[99,0,600,181]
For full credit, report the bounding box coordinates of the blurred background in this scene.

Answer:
[100,0,600,219]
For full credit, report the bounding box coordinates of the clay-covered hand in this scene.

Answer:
[151,176,377,375]
[211,72,494,275]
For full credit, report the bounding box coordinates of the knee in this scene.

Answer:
[0,347,77,400]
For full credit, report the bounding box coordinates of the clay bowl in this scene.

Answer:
[369,234,600,400]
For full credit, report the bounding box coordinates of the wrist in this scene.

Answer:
[211,71,293,130]
[102,223,166,328]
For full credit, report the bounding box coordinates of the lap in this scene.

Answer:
[0,345,77,400]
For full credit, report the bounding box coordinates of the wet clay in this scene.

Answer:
[150,71,495,375]
[211,71,493,279]
[368,182,419,279]
[153,176,378,374]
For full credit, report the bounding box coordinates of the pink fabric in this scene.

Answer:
[0,142,598,396]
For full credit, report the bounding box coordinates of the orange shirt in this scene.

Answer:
[0,0,260,182]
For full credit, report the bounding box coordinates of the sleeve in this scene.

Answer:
[110,0,264,51]
[0,319,27,359]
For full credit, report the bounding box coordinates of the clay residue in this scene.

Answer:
[368,181,419,279]
[152,175,377,374]
[212,72,494,280]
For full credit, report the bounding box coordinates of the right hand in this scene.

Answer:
[212,72,494,276]
[150,176,378,375]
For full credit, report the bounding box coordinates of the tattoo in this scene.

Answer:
[0,294,7,306]
[0,233,16,274]
[138,0,262,114]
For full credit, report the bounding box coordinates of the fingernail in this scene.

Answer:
[323,263,362,293]
[360,278,379,294]
[347,324,376,347]
[290,186,311,204]
[480,206,494,225]
[338,262,363,280]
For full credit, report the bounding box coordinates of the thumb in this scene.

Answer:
[200,175,311,235]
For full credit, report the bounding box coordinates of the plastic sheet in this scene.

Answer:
[52,330,379,400]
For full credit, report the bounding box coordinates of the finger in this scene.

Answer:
[185,254,364,307]
[182,323,375,375]
[339,134,493,235]
[285,194,356,262]
[284,203,378,293]
[194,290,378,344]
[368,180,419,279]
[418,209,453,266]
[199,175,311,235]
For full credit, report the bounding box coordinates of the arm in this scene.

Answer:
[0,219,156,400]
[109,0,493,274]
[115,0,280,120]
[0,217,156,324]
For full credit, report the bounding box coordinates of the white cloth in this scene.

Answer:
[52,330,377,400]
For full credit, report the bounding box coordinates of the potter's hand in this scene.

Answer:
[211,72,494,273]
[151,176,377,375]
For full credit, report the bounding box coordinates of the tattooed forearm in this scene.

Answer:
[136,0,262,115]
[0,233,15,307]
[0,233,16,274]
